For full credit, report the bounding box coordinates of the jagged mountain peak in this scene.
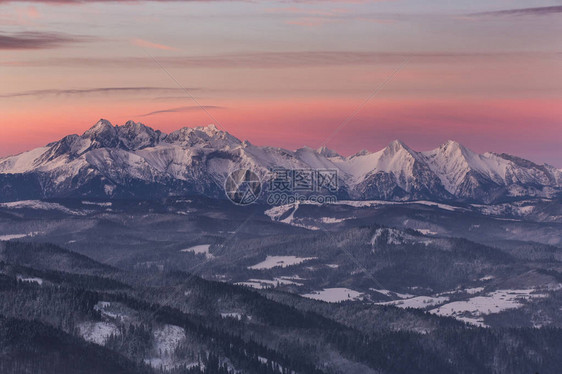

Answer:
[170,124,223,136]
[166,124,242,148]
[78,119,164,151]
[381,140,420,161]
[123,120,138,127]
[117,120,158,135]
[316,146,341,158]
[495,152,542,169]
[295,146,315,154]
[382,139,408,152]
[422,141,483,195]
[201,123,219,132]
[83,119,116,138]
[184,124,222,136]
[441,139,462,148]
[0,120,560,203]
[425,141,472,169]
[388,139,409,149]
[380,140,419,163]
[116,121,162,150]
[434,139,476,159]
[120,120,151,130]
[80,119,120,149]
[350,149,371,158]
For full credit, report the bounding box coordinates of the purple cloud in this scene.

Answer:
[140,105,224,117]
[472,6,562,17]
[0,31,84,50]
[0,87,196,98]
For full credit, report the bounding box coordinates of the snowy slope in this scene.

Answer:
[0,119,560,203]
[334,140,419,184]
[421,141,560,201]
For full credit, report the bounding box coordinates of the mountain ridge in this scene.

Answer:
[0,119,560,203]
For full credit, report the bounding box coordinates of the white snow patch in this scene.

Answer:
[82,201,112,207]
[473,202,538,218]
[235,281,267,289]
[479,275,495,281]
[221,313,243,320]
[78,321,119,345]
[104,184,115,196]
[180,244,214,259]
[144,325,187,370]
[333,200,396,208]
[264,204,294,220]
[264,203,320,230]
[410,200,460,211]
[0,200,82,215]
[235,277,304,289]
[430,289,546,327]
[279,275,306,281]
[370,288,414,299]
[464,287,485,294]
[416,229,438,236]
[16,276,43,285]
[248,255,316,270]
[333,200,463,212]
[371,228,404,245]
[320,217,349,224]
[254,278,303,286]
[377,296,449,309]
[302,288,363,303]
[93,301,131,321]
[0,232,39,240]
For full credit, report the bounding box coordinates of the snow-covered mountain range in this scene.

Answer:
[0,119,560,203]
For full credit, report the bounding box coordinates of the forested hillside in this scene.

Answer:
[1,240,562,374]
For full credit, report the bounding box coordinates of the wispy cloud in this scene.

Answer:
[0,0,387,2]
[265,5,395,27]
[0,31,85,50]
[0,0,310,3]
[276,7,340,27]
[286,17,339,27]
[140,105,223,117]
[1,51,557,69]
[266,6,350,17]
[471,6,562,17]
[0,86,196,98]
[15,5,41,25]
[0,0,214,2]
[131,38,178,51]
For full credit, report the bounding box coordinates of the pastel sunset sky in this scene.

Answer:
[1,0,561,165]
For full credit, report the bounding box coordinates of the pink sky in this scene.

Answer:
[0,1,561,165]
